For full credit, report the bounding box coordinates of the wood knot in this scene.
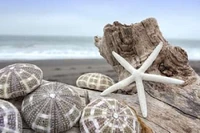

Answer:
[158,63,177,77]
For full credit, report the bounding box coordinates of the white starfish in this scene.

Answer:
[101,42,184,117]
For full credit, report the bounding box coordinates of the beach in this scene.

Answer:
[0,59,199,84]
[0,1,199,132]
[0,59,117,85]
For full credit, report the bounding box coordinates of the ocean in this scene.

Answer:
[0,35,199,60]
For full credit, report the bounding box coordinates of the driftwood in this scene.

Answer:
[94,18,200,132]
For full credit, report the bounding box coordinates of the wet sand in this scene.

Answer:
[0,59,199,85]
[0,59,118,86]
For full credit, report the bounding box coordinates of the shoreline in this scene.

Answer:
[0,59,118,86]
[0,59,199,87]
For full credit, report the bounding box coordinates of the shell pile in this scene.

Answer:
[21,81,83,133]
[0,99,22,133]
[0,62,153,132]
[80,98,141,133]
[0,63,43,99]
[76,73,115,91]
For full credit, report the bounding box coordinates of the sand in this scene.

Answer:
[0,59,199,83]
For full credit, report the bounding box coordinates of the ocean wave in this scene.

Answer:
[0,35,199,60]
[0,50,102,60]
[0,48,198,60]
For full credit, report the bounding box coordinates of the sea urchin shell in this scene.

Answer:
[21,81,83,133]
[0,63,43,99]
[80,98,141,133]
[0,99,22,133]
[76,73,115,91]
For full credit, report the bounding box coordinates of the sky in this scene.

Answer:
[0,0,199,39]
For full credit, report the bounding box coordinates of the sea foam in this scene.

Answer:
[0,35,199,60]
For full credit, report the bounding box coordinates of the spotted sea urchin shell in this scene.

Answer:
[80,98,142,133]
[76,73,115,91]
[0,99,22,133]
[22,81,83,133]
[0,63,43,99]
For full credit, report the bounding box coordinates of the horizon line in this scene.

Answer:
[0,34,199,40]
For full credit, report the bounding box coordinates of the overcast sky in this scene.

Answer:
[0,0,199,39]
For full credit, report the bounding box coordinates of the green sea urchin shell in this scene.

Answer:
[0,99,22,133]
[80,98,141,133]
[22,81,83,133]
[0,63,43,99]
[76,73,115,91]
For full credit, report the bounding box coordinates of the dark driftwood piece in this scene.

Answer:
[94,18,200,133]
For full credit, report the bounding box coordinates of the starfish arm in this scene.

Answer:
[139,42,163,73]
[101,75,135,96]
[135,77,147,117]
[142,73,184,84]
[112,51,137,74]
